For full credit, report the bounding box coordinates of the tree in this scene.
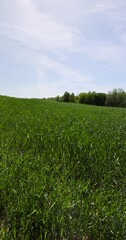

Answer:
[62,91,70,102]
[79,92,106,106]
[116,88,126,107]
[78,93,87,104]
[94,93,106,106]
[106,88,126,107]
[70,93,75,103]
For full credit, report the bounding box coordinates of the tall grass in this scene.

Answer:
[0,96,126,239]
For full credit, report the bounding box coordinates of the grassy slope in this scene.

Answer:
[0,96,126,239]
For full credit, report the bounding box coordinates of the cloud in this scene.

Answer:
[0,0,78,53]
[0,0,126,97]
[1,0,125,63]
[35,55,93,97]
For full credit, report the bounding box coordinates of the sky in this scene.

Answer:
[0,0,126,98]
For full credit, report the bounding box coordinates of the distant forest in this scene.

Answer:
[48,88,126,108]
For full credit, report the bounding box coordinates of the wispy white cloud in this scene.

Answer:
[0,0,126,97]
[1,0,125,61]
[0,0,78,53]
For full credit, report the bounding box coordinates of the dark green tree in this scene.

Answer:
[94,93,107,106]
[70,93,75,103]
[106,88,126,107]
[62,91,70,102]
[78,93,87,104]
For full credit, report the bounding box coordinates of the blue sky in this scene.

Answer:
[0,0,126,98]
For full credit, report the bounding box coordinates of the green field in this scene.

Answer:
[0,96,126,240]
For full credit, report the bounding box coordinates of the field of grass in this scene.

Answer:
[0,96,126,240]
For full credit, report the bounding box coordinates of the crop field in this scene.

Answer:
[0,96,126,240]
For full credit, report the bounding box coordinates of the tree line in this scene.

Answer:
[48,88,126,107]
